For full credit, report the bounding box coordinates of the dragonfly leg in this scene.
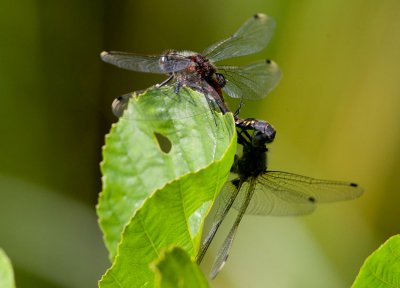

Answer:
[233,98,244,117]
[156,74,174,88]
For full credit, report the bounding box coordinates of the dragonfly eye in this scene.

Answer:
[160,54,172,65]
[252,129,275,146]
[160,50,176,64]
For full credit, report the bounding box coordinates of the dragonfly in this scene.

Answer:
[101,13,282,115]
[196,122,364,279]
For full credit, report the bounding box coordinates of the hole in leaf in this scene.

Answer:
[154,132,172,153]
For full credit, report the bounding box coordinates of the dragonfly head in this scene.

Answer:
[252,127,276,147]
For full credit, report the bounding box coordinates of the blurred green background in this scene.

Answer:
[1,0,399,287]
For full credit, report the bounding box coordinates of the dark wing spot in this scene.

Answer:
[266,59,271,64]
[308,196,316,203]
[350,183,358,187]
[154,132,172,153]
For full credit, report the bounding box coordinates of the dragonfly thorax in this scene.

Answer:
[159,50,218,79]
[188,54,217,78]
[237,144,267,179]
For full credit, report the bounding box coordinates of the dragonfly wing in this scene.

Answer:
[196,179,241,264]
[219,60,281,100]
[241,176,317,216]
[210,178,256,279]
[203,13,276,63]
[237,171,363,216]
[264,171,364,203]
[101,51,165,73]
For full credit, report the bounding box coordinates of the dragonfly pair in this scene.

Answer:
[101,13,363,279]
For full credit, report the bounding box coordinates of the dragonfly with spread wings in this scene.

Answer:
[197,121,364,279]
[101,13,281,114]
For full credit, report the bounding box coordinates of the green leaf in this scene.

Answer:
[0,249,15,288]
[152,246,209,288]
[97,85,236,287]
[99,147,235,287]
[352,235,400,288]
[97,86,235,260]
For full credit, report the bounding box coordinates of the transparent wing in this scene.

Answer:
[263,171,364,203]
[101,51,165,73]
[203,13,276,63]
[230,171,363,216]
[222,176,315,216]
[208,170,363,277]
[101,51,194,74]
[210,178,256,279]
[219,60,281,100]
[196,179,241,265]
